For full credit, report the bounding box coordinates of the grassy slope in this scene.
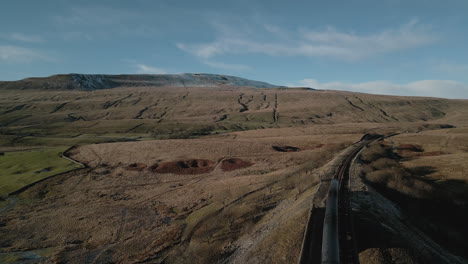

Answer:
[1,87,466,149]
[0,86,465,209]
[0,147,81,196]
[1,86,468,263]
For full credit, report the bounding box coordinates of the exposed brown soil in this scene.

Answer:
[398,149,417,157]
[155,159,215,175]
[148,164,159,172]
[397,144,424,152]
[221,158,253,171]
[125,162,147,171]
[419,151,445,157]
[272,145,300,152]
[399,150,446,158]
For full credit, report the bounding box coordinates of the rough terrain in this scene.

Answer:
[1,78,468,263]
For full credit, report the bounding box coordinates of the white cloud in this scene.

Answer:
[134,64,166,74]
[3,33,45,43]
[177,43,224,58]
[0,45,48,63]
[203,60,251,71]
[297,79,468,99]
[178,19,436,61]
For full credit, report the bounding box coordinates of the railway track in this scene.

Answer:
[334,141,366,264]
[300,139,373,264]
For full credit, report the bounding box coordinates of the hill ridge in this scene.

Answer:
[0,73,285,91]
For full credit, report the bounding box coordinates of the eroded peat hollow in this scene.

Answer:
[1,74,468,263]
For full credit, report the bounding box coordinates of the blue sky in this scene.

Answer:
[1,0,468,98]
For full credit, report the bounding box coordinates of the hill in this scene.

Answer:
[0,84,466,148]
[1,76,468,263]
[0,73,284,91]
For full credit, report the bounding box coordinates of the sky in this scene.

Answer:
[1,0,468,98]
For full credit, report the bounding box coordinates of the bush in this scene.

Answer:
[370,158,400,170]
[362,143,434,199]
[366,167,408,184]
[360,144,391,163]
[366,170,392,183]
[365,166,434,198]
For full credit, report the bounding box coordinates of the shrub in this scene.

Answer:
[360,144,391,163]
[370,158,400,171]
[365,166,434,199]
[366,169,391,183]
[362,146,435,199]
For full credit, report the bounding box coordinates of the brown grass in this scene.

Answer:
[2,86,468,149]
[2,84,468,263]
[0,123,361,263]
[361,128,468,260]
[360,144,392,163]
[365,167,433,198]
[361,143,435,198]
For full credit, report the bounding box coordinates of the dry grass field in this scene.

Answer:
[1,86,465,149]
[1,84,468,263]
[356,127,468,263]
[0,126,357,263]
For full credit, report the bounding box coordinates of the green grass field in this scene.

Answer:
[0,147,81,196]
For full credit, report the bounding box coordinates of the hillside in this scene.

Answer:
[1,85,467,149]
[1,78,468,263]
[0,73,283,91]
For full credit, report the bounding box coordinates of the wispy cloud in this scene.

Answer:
[0,45,49,63]
[297,79,468,99]
[435,62,468,75]
[2,33,45,43]
[178,19,436,61]
[54,6,140,26]
[203,60,251,71]
[53,6,157,40]
[134,64,167,74]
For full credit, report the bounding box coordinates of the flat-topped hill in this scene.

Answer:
[0,73,284,91]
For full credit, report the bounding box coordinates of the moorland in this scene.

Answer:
[0,74,467,263]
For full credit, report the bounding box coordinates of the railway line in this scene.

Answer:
[300,137,375,264]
